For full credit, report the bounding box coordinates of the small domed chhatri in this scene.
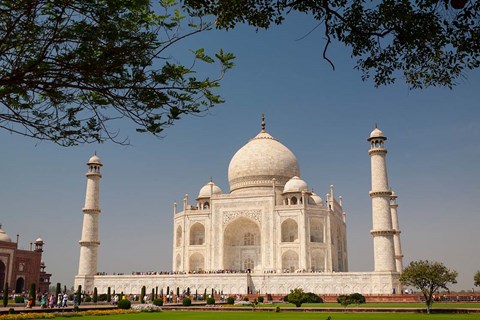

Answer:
[88,154,102,165]
[197,181,223,198]
[309,192,324,206]
[0,224,12,242]
[283,176,308,193]
[369,126,386,140]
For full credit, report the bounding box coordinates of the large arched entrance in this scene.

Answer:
[15,277,24,293]
[223,217,261,272]
[0,261,5,288]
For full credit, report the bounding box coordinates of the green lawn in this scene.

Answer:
[73,311,480,320]
[241,302,480,309]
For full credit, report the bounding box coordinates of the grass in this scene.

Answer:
[70,311,480,320]
[240,302,480,309]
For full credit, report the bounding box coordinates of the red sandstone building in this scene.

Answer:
[0,225,51,294]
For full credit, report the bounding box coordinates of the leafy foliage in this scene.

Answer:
[93,288,98,304]
[14,295,24,303]
[304,292,323,303]
[336,293,365,307]
[140,286,146,303]
[257,296,264,303]
[182,297,192,306]
[0,0,234,146]
[117,299,131,309]
[185,0,480,88]
[400,260,457,314]
[287,288,307,307]
[2,282,7,307]
[226,296,234,304]
[475,271,480,287]
[76,285,82,306]
[206,297,215,305]
[153,299,163,306]
[29,283,36,307]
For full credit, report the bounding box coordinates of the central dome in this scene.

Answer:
[228,130,300,193]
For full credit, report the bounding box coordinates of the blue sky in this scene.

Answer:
[1,12,479,291]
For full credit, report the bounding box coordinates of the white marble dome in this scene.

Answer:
[228,130,300,193]
[88,154,102,165]
[0,225,12,242]
[198,181,223,198]
[309,192,324,206]
[369,127,385,139]
[283,176,308,193]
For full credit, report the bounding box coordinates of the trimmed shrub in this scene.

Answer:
[8,308,15,314]
[29,283,36,307]
[14,296,24,303]
[275,306,281,312]
[266,294,273,301]
[153,299,163,306]
[304,292,323,303]
[85,295,92,302]
[349,292,366,304]
[140,286,146,304]
[283,295,288,302]
[206,297,215,305]
[243,297,249,302]
[117,299,131,309]
[226,296,234,304]
[3,282,8,307]
[76,285,82,305]
[98,294,108,302]
[182,297,192,306]
[93,288,98,303]
[55,283,61,298]
[107,287,111,303]
[257,296,264,303]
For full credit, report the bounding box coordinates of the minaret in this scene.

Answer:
[368,127,396,272]
[78,154,102,279]
[390,191,404,272]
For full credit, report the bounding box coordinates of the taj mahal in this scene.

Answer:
[75,118,404,295]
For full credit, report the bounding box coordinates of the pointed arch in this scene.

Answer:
[281,218,298,242]
[176,225,182,247]
[0,261,5,289]
[189,223,205,245]
[223,217,261,272]
[310,218,324,243]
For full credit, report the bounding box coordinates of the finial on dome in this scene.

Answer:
[261,113,266,132]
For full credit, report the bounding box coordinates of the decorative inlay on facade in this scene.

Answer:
[223,209,262,225]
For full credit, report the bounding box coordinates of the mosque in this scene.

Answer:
[0,226,51,294]
[75,119,404,295]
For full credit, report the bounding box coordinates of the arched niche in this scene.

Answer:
[189,223,205,245]
[176,225,182,247]
[281,218,298,242]
[310,218,324,243]
[223,217,261,272]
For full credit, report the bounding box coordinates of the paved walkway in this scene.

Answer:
[0,303,116,314]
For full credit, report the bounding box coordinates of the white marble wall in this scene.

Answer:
[76,271,400,295]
